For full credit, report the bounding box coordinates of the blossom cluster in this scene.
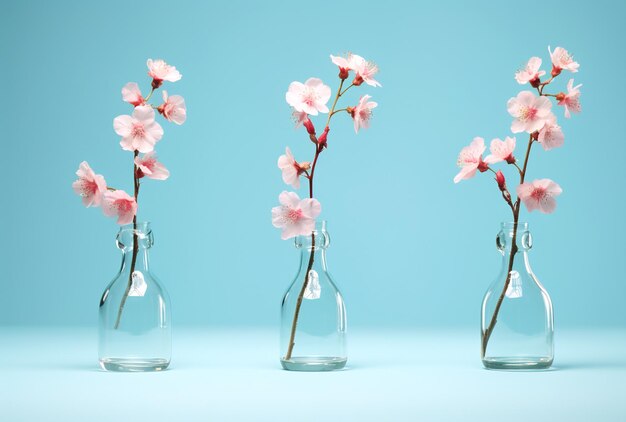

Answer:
[73,59,186,224]
[272,54,381,239]
[455,46,581,214]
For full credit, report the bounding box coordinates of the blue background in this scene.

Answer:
[1,0,624,331]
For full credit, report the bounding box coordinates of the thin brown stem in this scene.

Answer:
[330,108,348,117]
[144,87,156,102]
[113,150,140,330]
[340,83,354,96]
[284,233,316,360]
[537,75,555,95]
[325,80,345,128]
[481,217,519,358]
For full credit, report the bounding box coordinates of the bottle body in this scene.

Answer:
[98,222,171,371]
[481,222,554,370]
[280,221,347,371]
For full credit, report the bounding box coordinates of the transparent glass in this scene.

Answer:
[98,222,171,371]
[481,222,554,370]
[280,221,347,371]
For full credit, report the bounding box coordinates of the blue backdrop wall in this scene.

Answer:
[1,0,624,329]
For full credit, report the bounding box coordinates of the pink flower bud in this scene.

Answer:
[303,118,316,135]
[318,126,330,148]
[352,75,364,86]
[338,67,349,80]
[529,76,541,88]
[495,170,506,191]
[551,65,562,78]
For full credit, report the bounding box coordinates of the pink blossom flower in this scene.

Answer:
[548,46,579,76]
[277,147,309,189]
[135,152,170,180]
[507,91,552,133]
[158,91,187,125]
[350,54,381,87]
[147,59,182,88]
[113,106,164,153]
[291,109,315,134]
[72,161,107,207]
[271,191,321,240]
[292,110,308,128]
[330,54,351,70]
[485,137,516,164]
[557,79,582,118]
[538,113,564,151]
[454,137,488,183]
[285,78,331,116]
[102,190,137,225]
[330,54,351,79]
[517,179,562,214]
[351,95,378,133]
[515,57,546,85]
[121,82,144,106]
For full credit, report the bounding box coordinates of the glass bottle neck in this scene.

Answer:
[497,222,532,257]
[294,220,330,273]
[115,222,153,275]
[119,248,150,274]
[298,247,328,273]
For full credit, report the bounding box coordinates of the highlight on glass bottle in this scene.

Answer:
[280,221,347,371]
[98,222,171,372]
[481,222,554,370]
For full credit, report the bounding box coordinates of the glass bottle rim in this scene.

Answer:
[500,221,529,230]
[118,221,152,233]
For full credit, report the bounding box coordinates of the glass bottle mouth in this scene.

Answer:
[116,222,153,250]
[295,220,330,250]
[118,221,151,233]
[500,222,529,231]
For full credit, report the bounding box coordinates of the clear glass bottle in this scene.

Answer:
[280,221,347,371]
[98,222,171,371]
[481,222,554,370]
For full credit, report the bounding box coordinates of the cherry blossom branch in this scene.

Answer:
[457,47,579,359]
[73,59,185,331]
[326,80,346,128]
[330,108,348,117]
[113,150,141,330]
[481,134,534,357]
[340,83,355,96]
[278,54,381,361]
[284,81,345,361]
[144,87,156,102]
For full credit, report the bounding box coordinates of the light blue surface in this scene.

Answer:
[2,327,625,421]
[1,1,625,333]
